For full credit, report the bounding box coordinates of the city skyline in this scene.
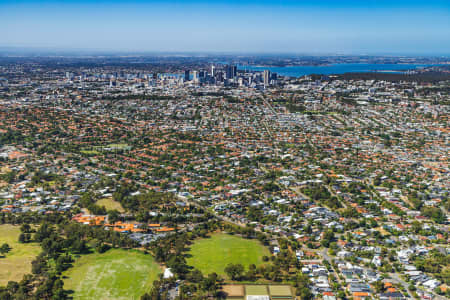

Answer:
[1,0,450,55]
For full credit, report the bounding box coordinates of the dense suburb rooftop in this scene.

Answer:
[0,0,449,300]
[0,54,448,300]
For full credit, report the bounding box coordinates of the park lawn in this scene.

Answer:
[186,233,270,277]
[96,197,125,212]
[107,143,130,149]
[0,224,41,286]
[80,150,101,155]
[63,249,161,300]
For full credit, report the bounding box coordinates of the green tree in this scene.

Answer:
[224,263,244,281]
[0,243,11,256]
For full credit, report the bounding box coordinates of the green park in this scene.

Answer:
[186,233,270,277]
[63,249,161,300]
[0,224,41,285]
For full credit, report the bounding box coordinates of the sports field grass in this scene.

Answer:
[246,285,269,295]
[107,143,130,150]
[96,197,125,212]
[0,224,41,286]
[268,285,293,296]
[80,150,101,155]
[186,233,270,277]
[63,249,161,300]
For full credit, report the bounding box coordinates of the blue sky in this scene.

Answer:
[1,0,449,54]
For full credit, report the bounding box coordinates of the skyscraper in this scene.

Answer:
[192,71,199,83]
[225,65,232,79]
[216,71,223,82]
[211,65,215,77]
[232,65,237,78]
[263,70,271,87]
[184,70,190,81]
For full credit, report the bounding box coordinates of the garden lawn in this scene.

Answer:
[107,143,130,150]
[80,150,101,155]
[186,233,270,277]
[0,224,41,286]
[96,197,125,212]
[63,249,161,300]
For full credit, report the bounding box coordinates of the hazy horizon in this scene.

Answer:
[1,46,450,57]
[1,0,450,55]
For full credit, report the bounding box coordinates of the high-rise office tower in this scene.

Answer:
[263,70,271,87]
[211,65,215,77]
[225,65,231,79]
[192,71,199,83]
[217,72,223,82]
[232,65,237,78]
[271,72,277,81]
[184,70,190,81]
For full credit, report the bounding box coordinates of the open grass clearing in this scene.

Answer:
[186,233,270,277]
[96,197,125,212]
[80,150,101,155]
[0,224,41,286]
[63,249,161,300]
[107,143,130,150]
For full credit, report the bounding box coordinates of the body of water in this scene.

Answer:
[237,63,437,77]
